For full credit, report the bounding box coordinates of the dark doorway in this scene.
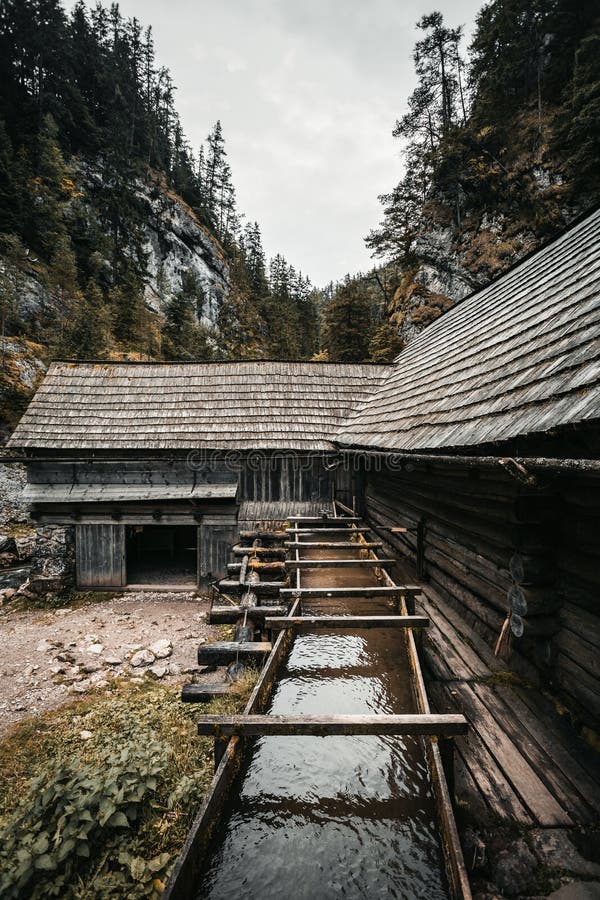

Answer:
[126,525,197,587]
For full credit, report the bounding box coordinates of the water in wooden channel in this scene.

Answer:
[196,543,450,899]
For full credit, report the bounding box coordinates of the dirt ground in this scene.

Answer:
[0,591,226,734]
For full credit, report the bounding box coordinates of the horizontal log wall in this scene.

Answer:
[364,465,600,730]
[555,474,600,727]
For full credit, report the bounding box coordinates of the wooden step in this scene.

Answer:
[181,683,231,703]
[265,615,429,630]
[209,604,288,624]
[197,713,468,737]
[233,545,286,558]
[218,579,287,597]
[197,641,272,666]
[238,530,288,542]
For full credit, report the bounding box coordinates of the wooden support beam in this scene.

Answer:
[217,579,287,596]
[209,605,288,624]
[287,527,375,535]
[285,558,398,569]
[285,541,383,549]
[287,516,362,523]
[232,545,286,558]
[197,713,468,737]
[238,530,288,541]
[181,683,231,703]
[280,586,421,599]
[197,641,272,666]
[265,615,430,630]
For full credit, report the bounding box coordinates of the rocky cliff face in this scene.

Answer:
[2,168,229,336]
[390,211,540,344]
[134,172,230,326]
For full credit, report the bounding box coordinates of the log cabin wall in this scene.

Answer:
[363,463,600,732]
[554,473,600,731]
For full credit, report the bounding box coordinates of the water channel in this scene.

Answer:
[195,540,451,899]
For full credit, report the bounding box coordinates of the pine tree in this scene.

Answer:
[162,269,213,360]
[321,279,375,362]
[368,323,405,362]
[59,277,111,359]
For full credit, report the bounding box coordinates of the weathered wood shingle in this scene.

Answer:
[337,209,600,451]
[8,361,390,450]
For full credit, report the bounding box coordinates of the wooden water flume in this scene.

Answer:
[166,505,471,900]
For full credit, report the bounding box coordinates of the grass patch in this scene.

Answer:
[0,673,257,898]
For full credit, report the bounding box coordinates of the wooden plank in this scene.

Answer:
[285,541,383,549]
[285,558,398,568]
[182,684,231,703]
[209,605,288,624]
[265,615,430,630]
[197,713,468,737]
[197,641,273,665]
[287,527,375,534]
[232,545,286,558]
[451,682,572,826]
[475,683,597,824]
[511,684,600,794]
[428,682,532,824]
[287,515,362,523]
[217,579,286,596]
[280,586,420,599]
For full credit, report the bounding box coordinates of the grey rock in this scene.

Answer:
[130,648,156,667]
[149,638,173,659]
[168,662,182,676]
[147,663,168,679]
[88,643,104,655]
[36,639,56,652]
[79,730,93,740]
[548,885,600,900]
[14,534,36,561]
[103,656,123,667]
[531,830,600,879]
[81,662,102,674]
[492,839,537,897]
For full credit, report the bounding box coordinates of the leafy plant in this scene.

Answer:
[0,742,170,899]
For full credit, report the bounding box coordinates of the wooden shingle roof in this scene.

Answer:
[336,208,600,452]
[8,361,390,451]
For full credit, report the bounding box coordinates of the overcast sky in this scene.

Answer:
[66,0,483,285]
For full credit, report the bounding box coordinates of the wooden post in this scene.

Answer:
[214,736,229,771]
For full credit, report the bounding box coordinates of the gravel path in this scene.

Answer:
[0,591,223,733]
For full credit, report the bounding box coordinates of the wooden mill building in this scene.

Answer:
[8,207,600,792]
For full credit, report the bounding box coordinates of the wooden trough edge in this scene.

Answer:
[197,713,468,737]
[265,615,430,630]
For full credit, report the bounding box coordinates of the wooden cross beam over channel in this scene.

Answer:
[197,713,468,737]
[280,586,421,600]
[285,558,398,568]
[264,615,430,630]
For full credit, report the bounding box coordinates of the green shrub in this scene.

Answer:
[0,741,171,899]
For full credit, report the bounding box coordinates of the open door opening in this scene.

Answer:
[126,525,197,588]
